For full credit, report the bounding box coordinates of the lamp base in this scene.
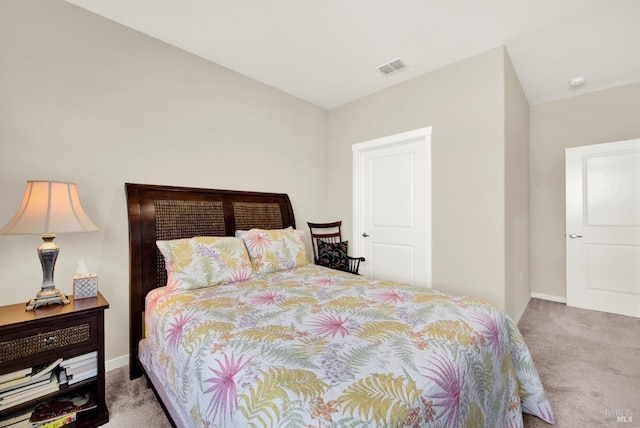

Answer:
[26,289,70,311]
[25,233,70,311]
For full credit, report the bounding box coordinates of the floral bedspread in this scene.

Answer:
[141,264,554,427]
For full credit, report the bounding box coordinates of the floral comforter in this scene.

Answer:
[141,264,554,427]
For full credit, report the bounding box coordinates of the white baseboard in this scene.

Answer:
[531,292,566,304]
[106,354,129,372]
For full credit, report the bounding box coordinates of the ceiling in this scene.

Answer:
[65,0,640,110]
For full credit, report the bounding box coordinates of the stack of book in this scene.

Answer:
[0,392,97,428]
[0,360,62,413]
[0,406,33,428]
[29,392,97,428]
[59,352,97,386]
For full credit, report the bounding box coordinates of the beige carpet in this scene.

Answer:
[519,299,639,427]
[103,299,639,427]
[104,365,171,428]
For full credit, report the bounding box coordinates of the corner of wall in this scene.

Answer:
[503,47,531,319]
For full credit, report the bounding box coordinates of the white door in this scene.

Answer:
[352,127,431,286]
[566,138,640,317]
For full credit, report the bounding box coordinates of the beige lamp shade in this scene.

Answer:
[0,181,99,235]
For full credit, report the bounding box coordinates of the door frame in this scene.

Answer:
[352,126,432,285]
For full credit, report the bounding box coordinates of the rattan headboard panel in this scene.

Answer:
[125,183,295,379]
[154,199,226,292]
[233,202,284,230]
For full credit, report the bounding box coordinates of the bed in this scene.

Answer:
[126,183,554,428]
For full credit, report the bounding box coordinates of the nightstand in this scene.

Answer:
[0,293,109,427]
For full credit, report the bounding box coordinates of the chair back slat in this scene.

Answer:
[307,221,343,262]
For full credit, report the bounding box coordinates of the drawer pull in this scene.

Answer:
[44,337,56,346]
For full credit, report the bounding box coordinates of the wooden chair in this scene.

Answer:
[307,221,365,275]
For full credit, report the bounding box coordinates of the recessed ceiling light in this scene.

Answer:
[569,76,585,87]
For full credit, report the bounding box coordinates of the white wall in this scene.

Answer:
[504,50,531,319]
[327,47,510,312]
[530,81,640,300]
[0,0,328,365]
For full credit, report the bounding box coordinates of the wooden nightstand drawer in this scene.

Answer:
[0,319,95,364]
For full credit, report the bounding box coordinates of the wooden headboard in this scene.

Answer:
[125,183,295,379]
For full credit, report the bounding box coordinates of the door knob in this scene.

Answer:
[362,232,370,238]
[568,234,583,239]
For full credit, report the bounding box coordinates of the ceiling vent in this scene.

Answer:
[376,57,409,76]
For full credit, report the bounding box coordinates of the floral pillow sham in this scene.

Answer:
[156,236,253,291]
[237,227,308,275]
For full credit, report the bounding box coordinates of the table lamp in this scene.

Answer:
[0,181,99,310]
